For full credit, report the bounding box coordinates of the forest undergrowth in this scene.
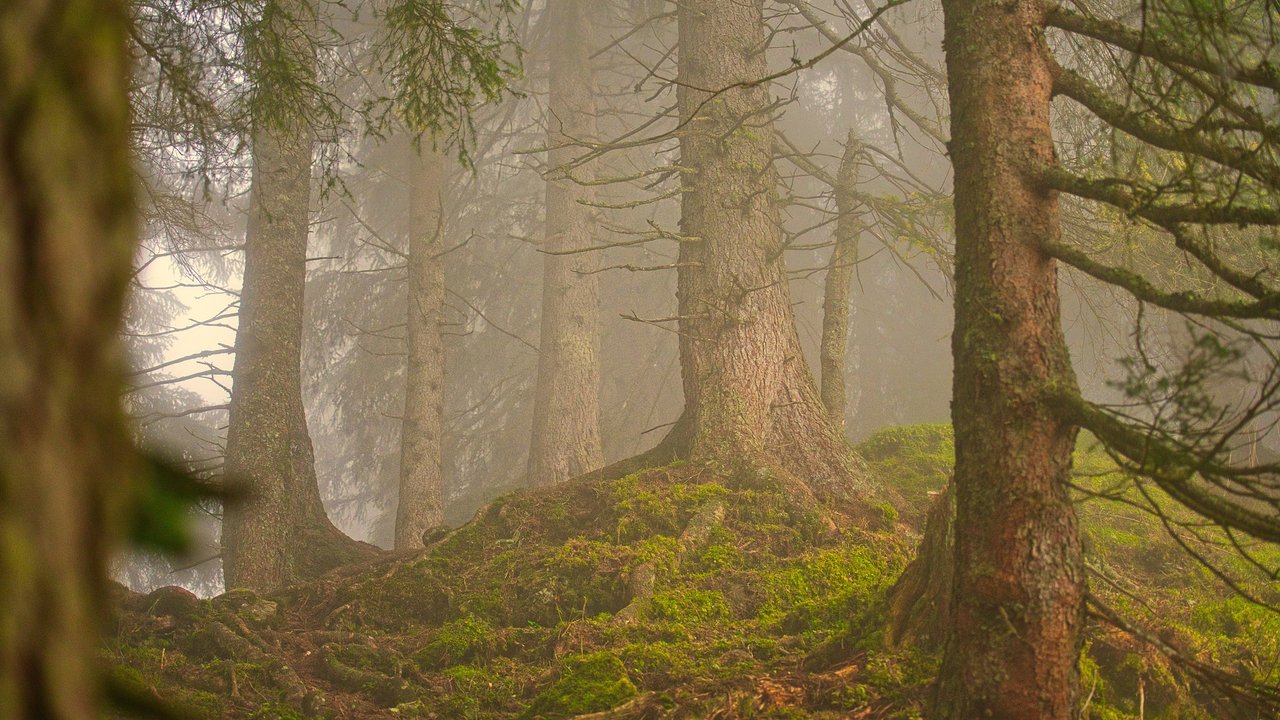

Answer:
[105,426,1280,719]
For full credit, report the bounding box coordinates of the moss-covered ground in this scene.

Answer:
[104,427,1279,719]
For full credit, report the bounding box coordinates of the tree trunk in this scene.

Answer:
[222,0,375,592]
[934,0,1084,717]
[527,0,604,487]
[820,132,863,430]
[395,148,446,549]
[885,483,953,651]
[0,0,136,713]
[674,0,872,503]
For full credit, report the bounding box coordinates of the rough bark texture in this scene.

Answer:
[222,0,375,592]
[0,0,136,713]
[674,0,871,502]
[819,133,862,429]
[885,484,953,650]
[935,0,1085,717]
[395,149,446,549]
[527,0,604,487]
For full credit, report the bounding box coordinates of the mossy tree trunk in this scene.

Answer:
[673,0,871,502]
[222,0,375,592]
[395,148,446,549]
[819,132,863,431]
[934,0,1084,716]
[886,483,953,650]
[0,0,137,713]
[527,0,604,487]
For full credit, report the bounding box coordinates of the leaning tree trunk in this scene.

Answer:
[527,0,604,487]
[674,0,873,503]
[222,0,375,592]
[395,147,446,549]
[0,0,137,713]
[819,131,863,430]
[934,0,1084,717]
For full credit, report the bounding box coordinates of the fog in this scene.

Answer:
[0,0,1255,715]
[118,0,1275,596]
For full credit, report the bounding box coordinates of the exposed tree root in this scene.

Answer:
[885,482,953,649]
[611,563,656,626]
[593,415,693,483]
[613,498,726,626]
[569,692,663,719]
[677,498,726,557]
[295,523,384,582]
[203,619,311,704]
[317,643,414,706]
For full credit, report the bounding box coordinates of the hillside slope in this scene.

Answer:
[105,426,1279,719]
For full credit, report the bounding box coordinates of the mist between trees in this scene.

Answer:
[122,0,962,588]
[3,0,1280,717]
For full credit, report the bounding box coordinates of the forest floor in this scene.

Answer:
[105,425,1280,719]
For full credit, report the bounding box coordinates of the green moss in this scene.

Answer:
[861,649,938,710]
[347,562,451,631]
[415,615,496,669]
[547,538,626,578]
[527,540,629,624]
[521,652,638,719]
[1087,707,1136,720]
[632,535,679,575]
[456,584,509,624]
[669,481,730,510]
[650,588,731,625]
[691,527,740,572]
[213,588,279,627]
[107,664,150,696]
[1194,596,1280,641]
[616,640,700,683]
[437,665,518,717]
[857,424,953,525]
[829,681,873,710]
[612,473,678,542]
[337,643,403,674]
[181,690,224,719]
[107,447,1277,719]
[247,701,306,720]
[757,546,896,634]
[545,500,571,528]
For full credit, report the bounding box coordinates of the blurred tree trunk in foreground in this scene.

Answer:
[0,0,137,713]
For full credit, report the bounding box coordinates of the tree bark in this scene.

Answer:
[221,0,375,592]
[0,0,137,713]
[934,0,1084,717]
[885,483,953,651]
[395,148,446,549]
[819,132,863,430]
[527,0,604,487]
[674,0,872,502]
